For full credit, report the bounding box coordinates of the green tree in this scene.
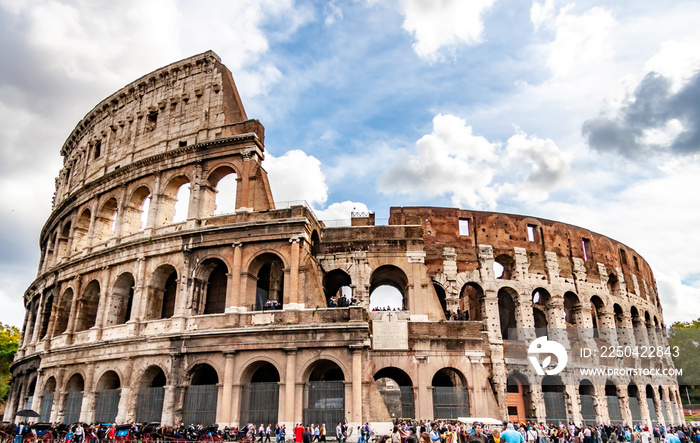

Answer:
[0,322,20,401]
[668,318,700,404]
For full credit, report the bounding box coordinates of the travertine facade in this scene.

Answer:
[6,51,682,428]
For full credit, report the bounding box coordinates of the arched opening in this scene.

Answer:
[590,296,604,338]
[25,378,36,411]
[63,374,84,424]
[434,284,447,314]
[498,288,517,340]
[370,265,408,311]
[563,292,580,326]
[108,273,135,325]
[630,306,646,347]
[57,222,71,259]
[493,254,515,279]
[208,167,238,216]
[310,231,321,255]
[183,364,219,426]
[95,198,118,244]
[73,209,91,252]
[53,288,73,336]
[251,253,285,311]
[606,382,622,422]
[507,374,531,423]
[304,360,345,426]
[645,312,656,347]
[75,280,100,332]
[374,367,414,419]
[123,186,151,235]
[607,273,620,296]
[201,259,228,315]
[240,362,281,426]
[149,265,178,320]
[542,375,567,424]
[613,304,624,329]
[39,377,56,422]
[159,176,190,225]
[136,366,166,423]
[628,383,642,423]
[44,233,57,269]
[579,380,596,425]
[95,371,121,423]
[459,283,483,322]
[432,368,469,419]
[38,293,53,339]
[323,269,352,307]
[646,385,658,423]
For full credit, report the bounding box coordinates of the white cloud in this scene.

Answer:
[644,39,700,93]
[505,130,571,202]
[380,114,499,209]
[656,272,700,326]
[540,5,616,77]
[325,0,343,25]
[530,0,557,31]
[315,201,369,223]
[380,114,570,209]
[265,150,328,207]
[399,0,495,60]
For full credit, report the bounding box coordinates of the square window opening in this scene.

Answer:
[458,219,470,236]
[527,225,536,242]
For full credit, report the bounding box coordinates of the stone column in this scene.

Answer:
[639,388,651,428]
[529,383,546,423]
[593,384,610,424]
[227,243,243,312]
[651,388,663,426]
[162,385,178,426]
[568,384,582,425]
[238,151,253,211]
[220,352,236,426]
[414,355,430,420]
[515,298,536,341]
[286,237,302,309]
[351,347,363,423]
[30,295,45,345]
[618,386,632,426]
[284,348,297,423]
[80,364,96,423]
[145,173,161,231]
[130,257,147,328]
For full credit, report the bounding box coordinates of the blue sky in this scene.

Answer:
[1,0,700,327]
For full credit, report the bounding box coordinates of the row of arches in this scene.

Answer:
[507,374,683,425]
[40,167,240,274]
[22,361,470,425]
[31,253,285,341]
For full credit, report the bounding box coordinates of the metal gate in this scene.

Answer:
[647,398,657,423]
[580,394,596,424]
[136,386,164,423]
[629,397,642,422]
[64,391,83,424]
[183,385,218,426]
[432,387,469,419]
[607,396,622,422]
[95,389,121,423]
[543,392,567,424]
[303,381,344,426]
[240,382,279,426]
[660,400,669,424]
[39,394,53,422]
[400,386,415,419]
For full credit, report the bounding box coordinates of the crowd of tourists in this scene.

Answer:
[377,421,700,443]
[4,420,700,443]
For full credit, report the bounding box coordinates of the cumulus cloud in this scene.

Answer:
[265,150,329,207]
[398,0,495,60]
[583,71,700,157]
[380,114,570,208]
[505,130,570,202]
[535,5,616,77]
[324,0,343,25]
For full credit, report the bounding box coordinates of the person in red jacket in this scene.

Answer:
[295,424,304,443]
[107,425,116,443]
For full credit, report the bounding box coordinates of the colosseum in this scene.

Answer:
[5,51,683,429]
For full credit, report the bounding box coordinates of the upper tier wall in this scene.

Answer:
[52,50,256,211]
[388,206,660,309]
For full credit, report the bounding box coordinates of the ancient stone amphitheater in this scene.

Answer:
[5,51,683,428]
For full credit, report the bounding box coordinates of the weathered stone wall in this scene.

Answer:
[5,52,683,430]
